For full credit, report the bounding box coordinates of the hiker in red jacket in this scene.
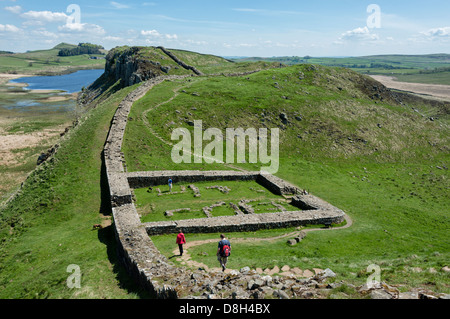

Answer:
[176,232,186,256]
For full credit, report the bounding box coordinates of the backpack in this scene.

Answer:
[220,240,231,257]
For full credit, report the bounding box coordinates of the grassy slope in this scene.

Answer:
[0,45,448,298]
[124,64,449,293]
[0,43,105,75]
[0,81,150,298]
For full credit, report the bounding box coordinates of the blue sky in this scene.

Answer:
[1,0,449,56]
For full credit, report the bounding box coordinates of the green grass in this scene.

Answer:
[0,80,151,298]
[1,52,448,298]
[0,43,105,75]
[135,180,296,223]
[123,63,449,294]
[151,159,449,292]
[393,71,450,85]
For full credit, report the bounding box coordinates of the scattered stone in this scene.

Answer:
[274,289,290,299]
[271,201,286,212]
[291,268,303,275]
[206,185,231,193]
[295,231,307,242]
[281,265,290,272]
[315,268,336,282]
[279,112,288,124]
[301,291,315,299]
[370,289,393,299]
[419,292,438,299]
[229,202,244,215]
[238,200,255,214]
[188,184,201,197]
[287,239,297,246]
[326,282,342,289]
[399,292,419,299]
[240,267,251,274]
[269,266,280,276]
[202,206,212,218]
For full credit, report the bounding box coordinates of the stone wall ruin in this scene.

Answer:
[103,75,347,299]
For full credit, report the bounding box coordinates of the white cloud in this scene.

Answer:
[110,1,129,9]
[141,29,161,37]
[32,29,58,39]
[4,5,21,14]
[0,23,20,32]
[105,35,123,41]
[141,29,178,40]
[339,26,379,42]
[165,34,178,40]
[20,10,68,23]
[58,22,106,35]
[421,27,450,38]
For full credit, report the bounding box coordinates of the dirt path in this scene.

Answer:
[140,80,248,172]
[172,215,352,276]
[370,75,450,101]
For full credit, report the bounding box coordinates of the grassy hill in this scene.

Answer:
[123,62,450,294]
[0,43,106,76]
[0,46,448,298]
[235,54,450,85]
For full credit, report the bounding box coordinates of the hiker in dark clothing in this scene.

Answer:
[217,234,231,272]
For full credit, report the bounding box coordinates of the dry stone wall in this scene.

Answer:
[157,46,204,76]
[103,75,347,299]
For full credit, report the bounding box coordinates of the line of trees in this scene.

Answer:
[58,43,104,57]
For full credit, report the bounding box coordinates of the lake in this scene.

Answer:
[9,69,104,94]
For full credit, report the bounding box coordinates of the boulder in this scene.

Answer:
[370,289,393,299]
[274,289,290,299]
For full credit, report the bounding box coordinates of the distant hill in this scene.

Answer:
[233,54,450,85]
[0,43,106,75]
[52,43,78,50]
[58,43,105,57]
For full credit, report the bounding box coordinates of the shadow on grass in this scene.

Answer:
[97,150,152,299]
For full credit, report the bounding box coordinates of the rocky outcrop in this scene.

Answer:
[104,47,165,87]
[101,46,205,89]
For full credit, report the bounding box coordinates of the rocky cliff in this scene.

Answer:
[80,46,207,106]
[104,47,166,87]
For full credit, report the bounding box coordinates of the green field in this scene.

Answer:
[0,43,105,75]
[0,46,449,298]
[235,54,450,85]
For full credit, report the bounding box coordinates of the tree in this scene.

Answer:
[58,43,104,57]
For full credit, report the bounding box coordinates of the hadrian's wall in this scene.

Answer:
[103,75,347,299]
